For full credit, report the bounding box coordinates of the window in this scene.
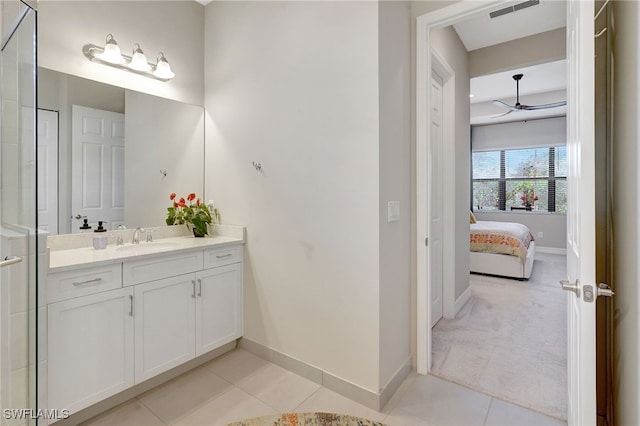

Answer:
[472,146,567,213]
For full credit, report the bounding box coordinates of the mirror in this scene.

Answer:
[38,68,205,234]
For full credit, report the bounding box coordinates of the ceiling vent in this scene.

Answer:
[490,0,540,19]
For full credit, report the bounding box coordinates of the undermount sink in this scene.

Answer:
[115,241,180,252]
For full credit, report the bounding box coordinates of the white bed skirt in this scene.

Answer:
[470,241,536,280]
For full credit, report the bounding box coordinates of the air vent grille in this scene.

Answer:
[489,0,540,18]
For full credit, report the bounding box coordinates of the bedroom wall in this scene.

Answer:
[431,26,471,302]
[469,28,566,77]
[474,211,566,251]
[611,0,640,424]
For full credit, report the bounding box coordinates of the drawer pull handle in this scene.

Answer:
[197,279,202,297]
[72,278,103,286]
[129,295,134,316]
[191,280,196,298]
[216,254,233,259]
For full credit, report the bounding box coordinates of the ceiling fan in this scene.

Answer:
[492,73,566,118]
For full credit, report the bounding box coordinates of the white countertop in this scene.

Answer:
[49,234,244,273]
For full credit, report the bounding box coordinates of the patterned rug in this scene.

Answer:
[227,412,387,426]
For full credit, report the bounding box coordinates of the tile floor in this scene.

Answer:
[81,348,566,426]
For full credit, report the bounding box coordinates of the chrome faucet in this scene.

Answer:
[116,225,127,246]
[132,227,145,244]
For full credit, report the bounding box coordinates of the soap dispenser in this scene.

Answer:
[92,221,108,250]
[79,217,92,232]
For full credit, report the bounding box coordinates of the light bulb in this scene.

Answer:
[153,53,175,80]
[129,44,151,72]
[97,34,125,65]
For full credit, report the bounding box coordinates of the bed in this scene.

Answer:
[469,220,536,279]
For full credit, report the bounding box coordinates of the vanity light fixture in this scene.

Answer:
[83,34,176,82]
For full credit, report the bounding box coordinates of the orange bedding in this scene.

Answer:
[470,221,534,263]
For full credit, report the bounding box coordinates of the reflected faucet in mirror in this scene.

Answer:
[132,227,145,245]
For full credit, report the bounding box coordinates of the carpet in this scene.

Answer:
[226,412,387,426]
[431,253,568,421]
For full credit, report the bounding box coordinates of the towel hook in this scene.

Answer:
[159,169,168,177]
[252,161,262,171]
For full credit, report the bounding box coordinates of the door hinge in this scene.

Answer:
[425,238,429,247]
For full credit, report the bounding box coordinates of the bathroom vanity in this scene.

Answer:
[44,226,244,418]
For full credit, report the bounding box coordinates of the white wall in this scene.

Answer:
[431,26,470,302]
[378,0,411,389]
[37,1,204,106]
[612,1,640,424]
[204,1,381,392]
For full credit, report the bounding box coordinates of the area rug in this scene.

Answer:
[227,413,387,426]
[431,253,568,421]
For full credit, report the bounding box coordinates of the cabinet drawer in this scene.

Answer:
[203,245,243,269]
[123,250,203,286]
[48,263,122,303]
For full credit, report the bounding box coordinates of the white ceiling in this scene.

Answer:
[453,1,567,125]
[453,0,566,51]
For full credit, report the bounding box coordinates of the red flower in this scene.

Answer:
[178,197,186,207]
[170,192,176,200]
[173,201,178,208]
[187,193,196,201]
[196,198,201,206]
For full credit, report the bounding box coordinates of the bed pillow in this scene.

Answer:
[470,211,477,224]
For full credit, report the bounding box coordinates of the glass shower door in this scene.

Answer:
[1,3,38,425]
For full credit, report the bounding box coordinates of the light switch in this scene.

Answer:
[388,201,400,222]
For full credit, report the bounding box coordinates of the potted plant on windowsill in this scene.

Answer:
[166,192,220,237]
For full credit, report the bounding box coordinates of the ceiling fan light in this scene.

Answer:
[153,53,175,80]
[129,44,152,72]
[97,34,125,65]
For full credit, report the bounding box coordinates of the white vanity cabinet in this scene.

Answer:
[134,274,196,382]
[195,262,243,356]
[46,238,244,420]
[131,247,243,381]
[47,286,134,414]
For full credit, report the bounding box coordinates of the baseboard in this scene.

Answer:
[239,337,411,411]
[454,286,472,317]
[536,246,567,255]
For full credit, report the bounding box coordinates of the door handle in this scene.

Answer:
[560,279,581,298]
[197,279,202,297]
[129,295,134,317]
[0,256,22,268]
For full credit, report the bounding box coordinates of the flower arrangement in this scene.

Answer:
[166,192,220,237]
[520,188,539,208]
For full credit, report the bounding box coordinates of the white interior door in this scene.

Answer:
[71,105,125,232]
[37,109,58,234]
[429,72,444,327]
[565,0,597,424]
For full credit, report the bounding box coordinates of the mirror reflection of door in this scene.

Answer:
[71,105,125,232]
[38,109,59,234]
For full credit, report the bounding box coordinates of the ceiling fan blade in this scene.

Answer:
[521,101,567,111]
[491,110,513,119]
[493,100,518,110]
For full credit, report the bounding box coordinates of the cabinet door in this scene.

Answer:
[195,263,243,356]
[134,275,196,382]
[48,287,134,414]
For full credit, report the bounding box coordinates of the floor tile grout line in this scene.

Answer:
[136,369,238,426]
[482,397,495,426]
[133,396,170,425]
